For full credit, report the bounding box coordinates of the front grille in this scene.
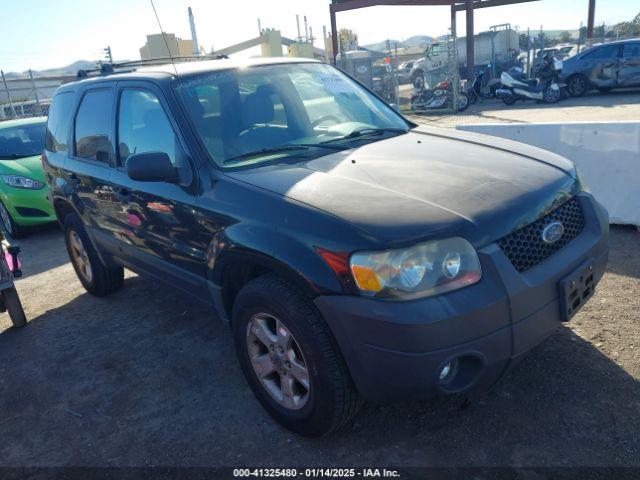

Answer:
[15,207,49,218]
[498,197,585,273]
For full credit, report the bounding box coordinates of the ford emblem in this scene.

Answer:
[541,221,565,244]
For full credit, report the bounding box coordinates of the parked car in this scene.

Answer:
[397,61,414,84]
[371,64,394,101]
[43,57,609,437]
[561,39,640,96]
[0,117,56,237]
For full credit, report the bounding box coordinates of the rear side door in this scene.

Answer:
[108,82,209,299]
[65,86,120,245]
[619,42,640,87]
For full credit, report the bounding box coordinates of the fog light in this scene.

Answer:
[439,359,458,384]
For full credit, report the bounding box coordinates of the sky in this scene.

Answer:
[0,0,638,72]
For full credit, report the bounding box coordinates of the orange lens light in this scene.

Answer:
[351,265,383,292]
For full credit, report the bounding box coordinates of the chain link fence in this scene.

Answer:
[0,70,74,121]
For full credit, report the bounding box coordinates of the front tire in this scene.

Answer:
[502,95,517,105]
[232,274,360,437]
[63,213,124,296]
[3,286,26,327]
[567,74,589,97]
[456,91,470,111]
[0,201,26,239]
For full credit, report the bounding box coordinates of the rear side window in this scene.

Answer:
[45,92,74,153]
[74,89,114,163]
[623,43,640,59]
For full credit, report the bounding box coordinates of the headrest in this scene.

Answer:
[242,86,275,127]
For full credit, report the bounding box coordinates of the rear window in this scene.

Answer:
[0,122,45,160]
[74,89,114,163]
[45,92,75,153]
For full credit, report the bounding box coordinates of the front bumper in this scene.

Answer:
[0,185,56,226]
[314,192,609,402]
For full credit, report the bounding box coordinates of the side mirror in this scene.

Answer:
[126,152,178,183]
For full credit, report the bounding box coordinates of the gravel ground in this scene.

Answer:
[0,224,638,468]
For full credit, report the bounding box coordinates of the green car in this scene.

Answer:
[0,117,56,237]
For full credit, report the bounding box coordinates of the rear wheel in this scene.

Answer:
[3,286,26,327]
[567,74,589,97]
[232,274,360,437]
[63,213,124,296]
[0,202,26,239]
[502,95,517,105]
[456,92,470,111]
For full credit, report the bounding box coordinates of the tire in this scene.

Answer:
[567,74,589,97]
[63,213,124,296]
[467,90,478,104]
[502,95,517,105]
[0,201,27,239]
[543,86,561,104]
[232,274,360,437]
[456,91,470,112]
[3,286,26,328]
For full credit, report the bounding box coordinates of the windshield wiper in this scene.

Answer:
[321,128,408,144]
[224,143,345,165]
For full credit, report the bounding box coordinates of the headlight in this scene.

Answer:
[1,175,45,190]
[350,237,482,299]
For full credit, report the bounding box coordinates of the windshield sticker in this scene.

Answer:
[319,74,351,94]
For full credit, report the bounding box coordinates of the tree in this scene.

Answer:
[559,31,572,43]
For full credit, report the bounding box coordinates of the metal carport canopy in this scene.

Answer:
[329,0,543,79]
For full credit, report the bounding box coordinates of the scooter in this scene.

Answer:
[496,55,565,105]
[467,66,502,104]
[411,80,469,112]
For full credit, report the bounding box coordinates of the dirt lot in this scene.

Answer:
[0,222,638,468]
[403,88,640,128]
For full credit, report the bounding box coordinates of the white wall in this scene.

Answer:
[457,122,640,226]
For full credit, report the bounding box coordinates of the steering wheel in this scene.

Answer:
[311,115,342,129]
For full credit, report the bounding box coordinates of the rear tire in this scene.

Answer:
[456,92,470,111]
[63,213,124,296]
[232,274,360,437]
[3,286,26,327]
[502,95,517,105]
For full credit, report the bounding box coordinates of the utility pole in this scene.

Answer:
[587,0,596,46]
[103,46,113,64]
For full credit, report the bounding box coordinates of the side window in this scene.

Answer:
[74,89,114,163]
[117,89,182,167]
[582,45,619,60]
[623,43,640,59]
[45,92,74,153]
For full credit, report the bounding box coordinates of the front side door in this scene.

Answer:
[582,44,622,89]
[619,42,640,87]
[108,82,209,298]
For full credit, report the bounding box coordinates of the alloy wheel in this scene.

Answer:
[568,76,587,96]
[246,312,311,410]
[68,230,93,283]
[0,203,13,236]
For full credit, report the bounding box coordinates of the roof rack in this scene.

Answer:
[76,54,230,80]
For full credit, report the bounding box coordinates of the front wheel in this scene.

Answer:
[0,202,26,239]
[567,75,589,97]
[502,95,517,105]
[543,86,562,104]
[3,286,26,327]
[232,274,360,437]
[456,92,470,112]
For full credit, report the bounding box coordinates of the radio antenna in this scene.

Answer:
[149,0,179,76]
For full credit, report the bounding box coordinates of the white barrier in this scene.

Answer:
[457,122,640,226]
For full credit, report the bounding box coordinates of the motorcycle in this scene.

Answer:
[0,233,25,328]
[496,55,566,105]
[467,65,502,104]
[411,80,470,112]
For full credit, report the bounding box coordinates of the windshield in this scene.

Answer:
[174,63,409,168]
[0,122,46,160]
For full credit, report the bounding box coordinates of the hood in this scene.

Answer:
[227,127,579,248]
[0,154,46,182]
